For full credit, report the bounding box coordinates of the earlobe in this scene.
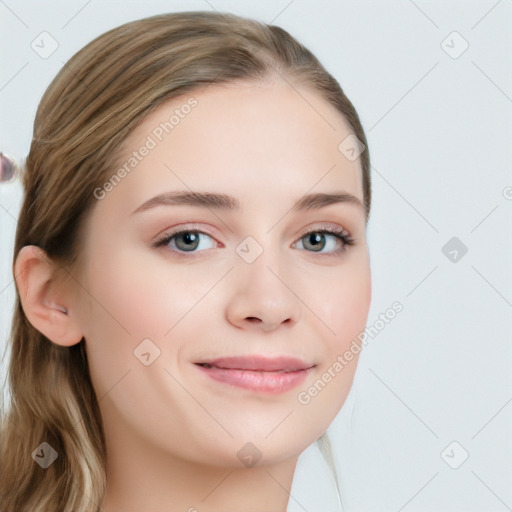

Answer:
[14,245,83,347]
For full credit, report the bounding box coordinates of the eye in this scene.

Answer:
[152,229,217,253]
[152,223,355,257]
[294,225,355,256]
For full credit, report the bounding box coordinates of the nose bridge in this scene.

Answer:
[225,232,301,331]
[235,231,286,288]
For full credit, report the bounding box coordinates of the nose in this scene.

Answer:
[225,246,302,333]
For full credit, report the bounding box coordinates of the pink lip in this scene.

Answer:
[194,356,315,394]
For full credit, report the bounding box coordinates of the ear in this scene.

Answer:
[14,245,83,346]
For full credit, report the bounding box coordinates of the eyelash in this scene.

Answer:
[152,223,355,258]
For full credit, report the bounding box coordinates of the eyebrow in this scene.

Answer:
[131,190,364,215]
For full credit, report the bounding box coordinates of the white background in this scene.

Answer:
[1,1,511,511]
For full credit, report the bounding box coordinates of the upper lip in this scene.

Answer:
[195,355,315,372]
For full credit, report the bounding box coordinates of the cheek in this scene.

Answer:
[81,249,206,341]
[318,262,372,348]
[76,253,172,394]
[292,259,370,420]
[78,249,221,395]
[293,275,370,437]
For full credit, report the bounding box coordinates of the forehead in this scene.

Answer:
[102,79,364,216]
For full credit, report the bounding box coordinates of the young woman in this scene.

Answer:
[0,11,372,512]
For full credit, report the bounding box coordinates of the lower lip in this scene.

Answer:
[195,365,311,394]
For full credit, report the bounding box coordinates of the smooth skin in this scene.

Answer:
[15,77,372,512]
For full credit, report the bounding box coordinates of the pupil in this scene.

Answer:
[307,233,324,251]
[178,232,198,251]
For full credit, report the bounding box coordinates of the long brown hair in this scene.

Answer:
[0,11,371,511]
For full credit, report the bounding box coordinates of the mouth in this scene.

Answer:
[193,356,315,394]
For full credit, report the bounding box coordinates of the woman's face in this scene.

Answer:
[74,78,371,468]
